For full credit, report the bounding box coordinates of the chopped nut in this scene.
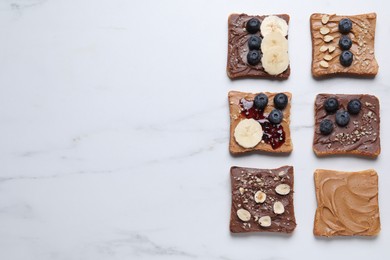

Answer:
[323,54,333,61]
[320,27,330,35]
[322,15,330,24]
[254,191,266,203]
[259,216,272,227]
[239,187,244,195]
[319,46,328,52]
[273,201,285,215]
[237,209,251,221]
[328,45,336,53]
[324,35,334,42]
[275,184,291,195]
[320,60,329,68]
[278,170,287,177]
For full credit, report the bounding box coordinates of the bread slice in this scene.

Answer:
[229,91,292,154]
[314,169,380,237]
[227,13,290,79]
[313,93,380,157]
[230,166,296,233]
[310,13,378,78]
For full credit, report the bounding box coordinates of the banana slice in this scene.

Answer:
[234,119,263,148]
[261,47,289,75]
[260,15,289,37]
[261,32,288,53]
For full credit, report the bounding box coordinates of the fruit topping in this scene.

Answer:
[260,15,288,37]
[339,35,352,50]
[261,47,289,75]
[268,109,283,124]
[320,119,334,135]
[339,50,353,67]
[273,93,288,110]
[261,32,288,52]
[254,93,268,110]
[324,97,339,113]
[347,99,362,114]
[338,18,352,34]
[240,98,286,150]
[335,110,350,127]
[246,18,261,34]
[248,35,262,50]
[247,50,261,66]
[234,118,263,148]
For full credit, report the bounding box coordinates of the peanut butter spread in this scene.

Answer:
[228,91,293,154]
[314,169,380,237]
[311,13,378,77]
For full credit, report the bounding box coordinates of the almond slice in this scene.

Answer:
[328,46,336,53]
[324,35,334,42]
[320,60,329,68]
[319,46,328,52]
[322,15,330,24]
[320,27,330,35]
[324,54,333,61]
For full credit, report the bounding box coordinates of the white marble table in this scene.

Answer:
[0,0,389,259]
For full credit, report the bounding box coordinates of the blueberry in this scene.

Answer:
[339,18,352,34]
[336,110,350,127]
[246,18,261,34]
[248,35,262,50]
[324,97,339,113]
[340,50,353,67]
[347,99,361,114]
[268,109,283,124]
[247,50,261,65]
[254,93,268,110]
[339,35,352,50]
[273,93,288,110]
[320,119,334,135]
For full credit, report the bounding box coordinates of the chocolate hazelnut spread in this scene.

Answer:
[230,166,296,233]
[227,13,290,79]
[313,94,380,157]
[311,13,378,77]
[314,169,380,236]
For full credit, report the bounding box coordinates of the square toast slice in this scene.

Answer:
[230,166,296,233]
[313,93,380,157]
[314,169,380,237]
[229,91,292,154]
[310,13,378,78]
[227,13,290,79]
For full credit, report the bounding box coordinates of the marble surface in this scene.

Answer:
[0,0,389,259]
